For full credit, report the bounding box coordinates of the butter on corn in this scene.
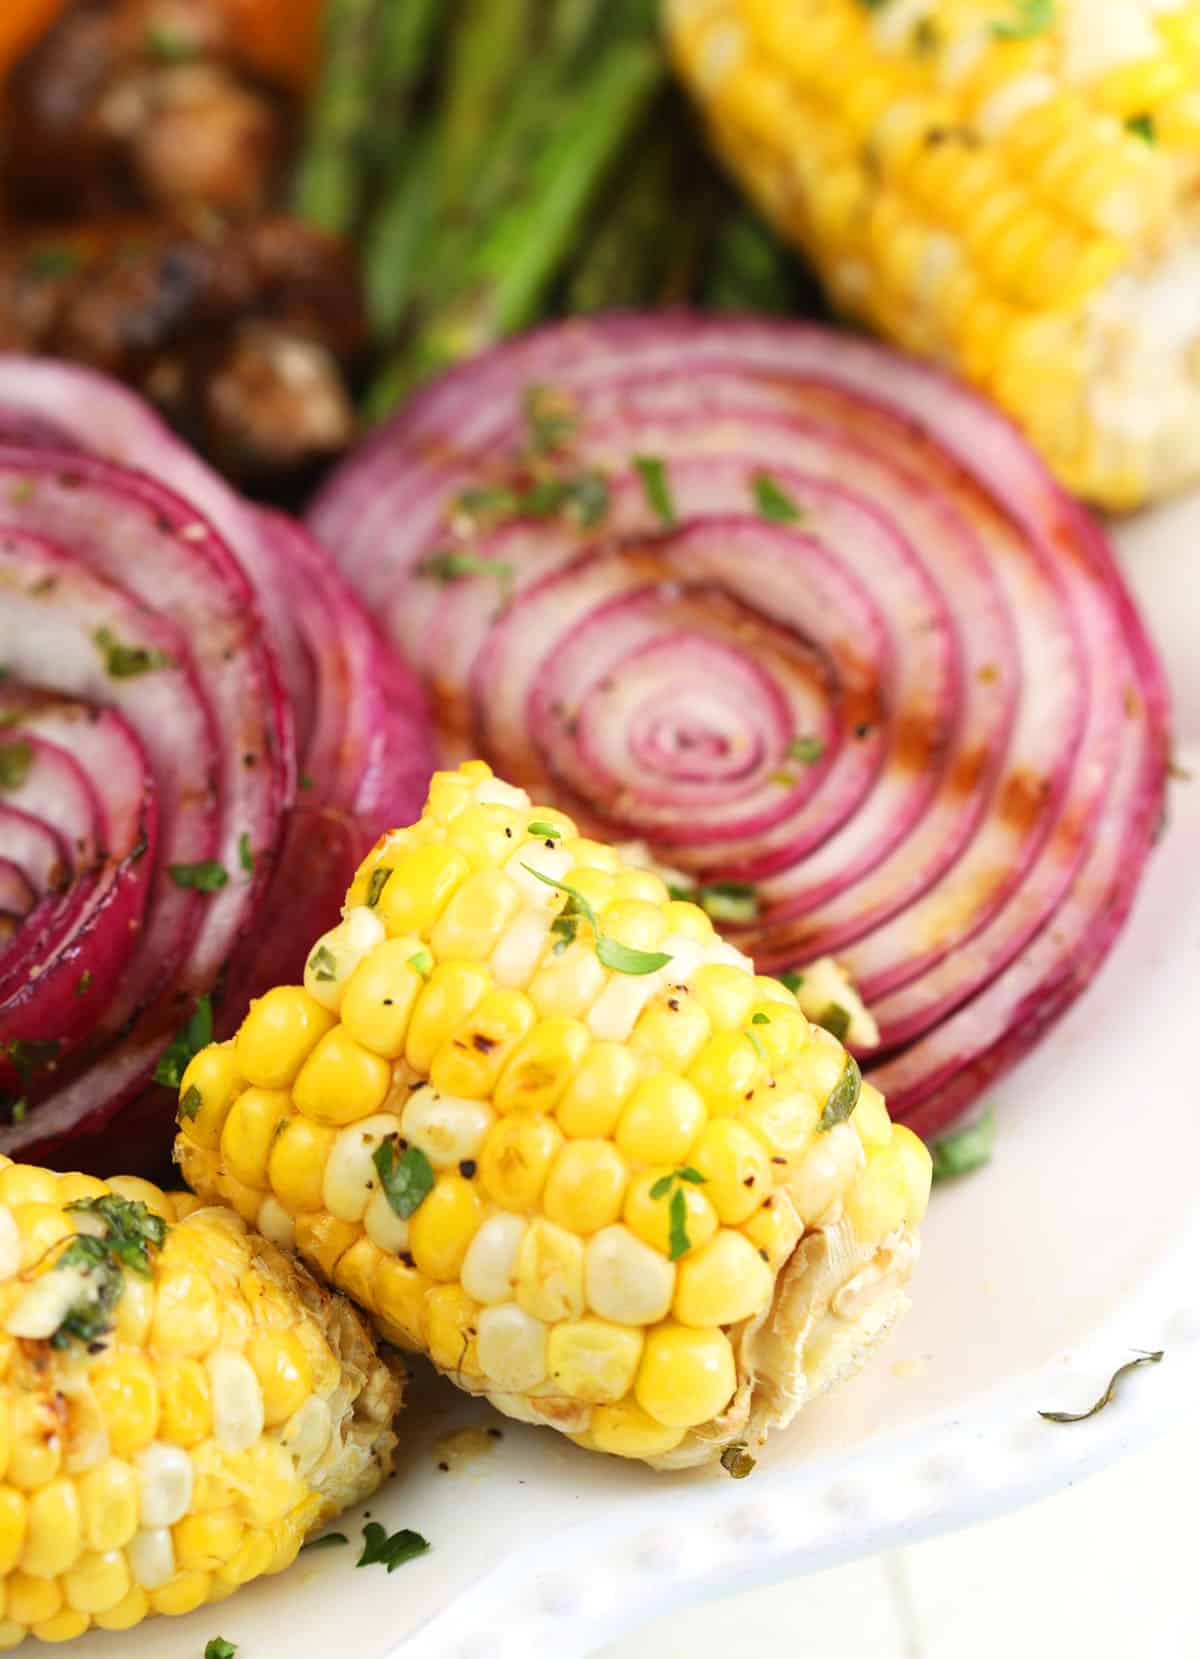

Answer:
[667,0,1200,510]
[0,1162,401,1647]
[178,761,931,1471]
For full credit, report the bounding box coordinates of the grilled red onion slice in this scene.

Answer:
[311,315,1169,1135]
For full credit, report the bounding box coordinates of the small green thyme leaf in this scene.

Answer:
[302,1532,349,1552]
[179,1085,202,1121]
[776,970,805,994]
[374,1139,434,1219]
[66,1196,167,1278]
[417,551,515,596]
[649,1174,674,1200]
[526,821,562,839]
[356,1522,430,1572]
[523,865,672,976]
[819,1054,862,1132]
[308,944,338,982]
[752,472,804,524]
[168,860,228,893]
[153,995,212,1089]
[993,0,1054,40]
[408,947,433,978]
[8,1099,27,1124]
[523,384,577,455]
[668,1186,691,1260]
[366,866,391,907]
[1125,112,1156,144]
[1039,1350,1165,1424]
[787,735,825,764]
[676,1167,706,1185]
[299,773,314,791]
[720,1442,757,1479]
[238,832,254,875]
[931,1106,996,1182]
[633,455,675,525]
[751,1012,770,1025]
[815,1003,852,1043]
[94,627,172,678]
[0,739,32,792]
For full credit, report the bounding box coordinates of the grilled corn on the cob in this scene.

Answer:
[177,761,930,1471]
[666,0,1200,510]
[0,1163,401,1647]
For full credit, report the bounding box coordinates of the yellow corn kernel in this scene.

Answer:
[32,1606,89,1641]
[105,1177,172,1223]
[373,1256,429,1350]
[744,1194,801,1266]
[546,1319,644,1403]
[689,1031,764,1115]
[408,1177,483,1281]
[235,986,335,1090]
[624,1168,718,1259]
[790,1032,852,1103]
[219,1527,275,1586]
[526,938,607,1020]
[688,964,759,1030]
[149,1570,211,1617]
[423,767,476,824]
[7,1571,60,1625]
[611,867,670,904]
[674,1228,774,1327]
[150,1264,222,1359]
[332,1235,381,1310]
[616,1073,706,1167]
[293,1213,359,1281]
[20,1477,82,1578]
[589,1399,686,1459]
[339,938,426,1058]
[852,1081,892,1151]
[444,802,520,868]
[220,1086,290,1188]
[7,1395,62,1490]
[247,1329,313,1427]
[635,1323,737,1429]
[738,1088,821,1167]
[377,844,470,936]
[63,1548,131,1615]
[479,1113,563,1212]
[555,1042,641,1138]
[744,1001,808,1069]
[0,1489,25,1574]
[90,1353,159,1459]
[493,1017,592,1114]
[52,1172,108,1207]
[0,1167,57,1208]
[514,1219,585,1322]
[543,1141,628,1235]
[14,1203,72,1269]
[405,960,492,1074]
[425,1284,483,1378]
[596,899,668,953]
[92,1584,149,1631]
[564,835,620,873]
[432,868,523,961]
[293,1026,392,1125]
[268,1115,336,1214]
[690,1118,771,1225]
[660,898,714,941]
[173,1508,243,1572]
[77,1460,138,1553]
[630,991,711,1074]
[177,1041,243,1149]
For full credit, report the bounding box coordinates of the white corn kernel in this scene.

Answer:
[474,779,529,809]
[585,1225,675,1326]
[476,1304,548,1391]
[278,1396,332,1478]
[401,1087,494,1169]
[790,1123,865,1224]
[461,1213,527,1305]
[304,905,387,1012]
[135,1444,194,1527]
[504,843,572,905]
[6,1260,100,1340]
[363,1187,410,1254]
[129,1527,175,1591]
[207,1350,265,1451]
[489,908,553,987]
[586,970,663,1042]
[323,1114,403,1222]
[256,1195,296,1249]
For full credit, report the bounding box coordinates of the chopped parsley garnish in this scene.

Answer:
[408,947,433,978]
[76,969,94,997]
[819,1054,861,1131]
[815,1002,852,1043]
[416,550,514,591]
[49,1197,169,1350]
[633,455,675,525]
[67,1196,167,1278]
[692,880,758,925]
[308,944,338,982]
[302,1532,349,1552]
[0,739,32,791]
[930,1106,996,1182]
[93,627,172,678]
[6,1098,27,1124]
[751,1011,770,1025]
[776,970,805,994]
[356,1522,430,1572]
[752,472,804,524]
[179,1085,202,1121]
[523,384,577,455]
[153,995,212,1089]
[238,832,254,875]
[720,1442,757,1479]
[521,866,672,975]
[1126,113,1156,144]
[457,471,609,529]
[650,1167,707,1261]
[526,821,562,839]
[1039,1350,1164,1424]
[993,0,1054,40]
[374,1138,435,1219]
[23,246,82,281]
[366,866,392,907]
[168,860,228,893]
[787,735,825,764]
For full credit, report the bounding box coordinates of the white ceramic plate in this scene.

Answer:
[82,496,1200,1659]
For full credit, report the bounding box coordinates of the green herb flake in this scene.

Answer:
[145,24,197,61]
[745,1027,767,1060]
[356,1522,430,1572]
[931,1106,996,1182]
[49,1197,170,1350]
[168,860,228,893]
[308,944,338,983]
[787,735,825,764]
[819,1054,862,1132]
[993,0,1055,40]
[76,970,94,997]
[299,773,315,791]
[1039,1350,1165,1424]
[694,880,759,924]
[752,472,804,524]
[1126,112,1156,144]
[523,384,577,455]
[153,995,213,1089]
[912,15,940,50]
[676,1166,706,1184]
[374,1138,435,1219]
[551,915,577,954]
[66,1196,167,1279]
[667,1186,691,1260]
[522,865,672,976]
[302,1532,349,1552]
[238,832,254,875]
[777,970,805,994]
[455,484,520,521]
[8,1099,27,1125]
[23,246,82,281]
[527,821,562,839]
[649,1174,674,1200]
[633,455,676,526]
[366,866,392,907]
[93,627,172,679]
[417,550,514,590]
[408,947,433,978]
[5,1038,60,1078]
[751,1012,770,1025]
[0,739,32,792]
[179,1085,202,1121]
[720,1442,757,1479]
[815,1002,852,1043]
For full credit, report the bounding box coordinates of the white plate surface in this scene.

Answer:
[77,495,1200,1659]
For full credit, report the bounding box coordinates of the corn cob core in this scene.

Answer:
[667,0,1200,510]
[177,761,931,1470]
[0,1161,400,1648]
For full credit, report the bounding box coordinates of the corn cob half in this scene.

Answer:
[0,1162,401,1648]
[177,761,930,1470]
[666,0,1200,510]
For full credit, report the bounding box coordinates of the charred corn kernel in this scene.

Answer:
[268,1116,337,1215]
[405,960,492,1073]
[480,1113,562,1212]
[674,1230,774,1328]
[493,1018,592,1114]
[183,762,928,1469]
[220,1087,291,1189]
[20,1477,81,1577]
[690,1118,772,1225]
[293,1026,392,1125]
[303,905,387,1013]
[177,1043,242,1150]
[339,938,426,1057]
[377,843,470,936]
[547,1320,643,1403]
[408,1177,483,1282]
[616,1073,706,1167]
[7,1396,60,1490]
[555,1043,641,1138]
[235,987,335,1090]
[625,1170,718,1259]
[636,1324,737,1429]
[543,1142,627,1235]
[0,1491,25,1575]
